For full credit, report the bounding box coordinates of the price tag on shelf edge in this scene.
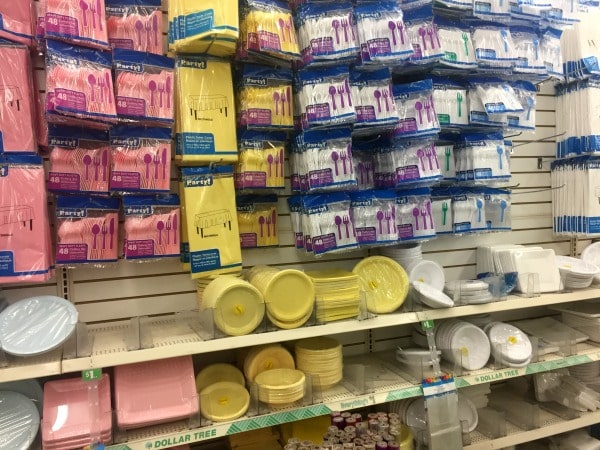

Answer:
[82,368,102,382]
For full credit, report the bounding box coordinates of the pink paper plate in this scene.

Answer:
[114,355,199,429]
[42,431,112,450]
[42,374,112,442]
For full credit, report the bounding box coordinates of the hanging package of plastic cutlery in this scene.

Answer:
[541,0,581,28]
[301,192,358,256]
[507,80,537,131]
[295,66,355,129]
[113,48,175,125]
[451,188,488,234]
[292,127,357,192]
[350,67,399,133]
[394,187,437,242]
[471,23,517,70]
[351,135,379,191]
[55,195,120,267]
[350,190,398,246]
[46,0,109,49]
[47,125,111,194]
[237,64,294,130]
[435,139,456,182]
[540,27,564,80]
[430,188,453,235]
[287,195,304,250]
[482,187,511,231]
[354,1,413,65]
[109,125,172,193]
[404,6,445,65]
[454,132,511,183]
[238,0,300,64]
[468,87,508,128]
[392,79,440,138]
[472,0,511,21]
[375,138,442,188]
[435,17,477,70]
[470,78,524,114]
[235,130,287,190]
[510,1,546,21]
[236,194,279,248]
[510,27,546,77]
[431,76,469,128]
[122,194,181,261]
[296,2,359,67]
[434,0,473,13]
[105,0,163,54]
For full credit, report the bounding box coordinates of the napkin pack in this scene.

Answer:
[175,56,237,164]
[349,190,398,246]
[47,125,111,194]
[235,130,286,189]
[0,154,53,283]
[236,194,279,248]
[106,0,163,54]
[46,0,109,48]
[110,125,172,193]
[113,49,175,125]
[393,79,440,138]
[55,195,120,266]
[181,166,242,278]
[0,1,36,47]
[350,68,399,133]
[395,187,437,242]
[123,194,180,260]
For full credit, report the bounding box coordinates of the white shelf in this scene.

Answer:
[103,343,600,450]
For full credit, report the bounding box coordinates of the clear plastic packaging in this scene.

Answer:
[473,0,511,21]
[355,1,413,65]
[113,49,175,125]
[350,68,399,133]
[471,24,518,69]
[46,40,117,126]
[0,2,36,48]
[0,154,54,284]
[435,139,456,182]
[110,125,172,194]
[540,27,564,80]
[512,27,547,76]
[296,2,359,67]
[454,132,511,183]
[404,6,444,65]
[287,196,304,250]
[48,125,110,194]
[54,195,120,267]
[46,0,109,49]
[392,79,440,138]
[435,20,477,69]
[0,391,40,449]
[236,130,287,189]
[237,64,294,130]
[394,188,436,242]
[484,188,511,231]
[237,194,279,248]
[106,0,162,54]
[431,77,469,128]
[351,136,378,191]
[123,194,181,261]
[452,189,489,233]
[507,81,537,131]
[350,190,398,246]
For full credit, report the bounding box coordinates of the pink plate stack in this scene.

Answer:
[42,374,112,449]
[114,355,199,429]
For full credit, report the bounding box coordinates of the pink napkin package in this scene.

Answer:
[106,0,162,54]
[55,195,120,266]
[0,155,54,284]
[46,40,117,127]
[110,125,171,193]
[113,49,175,125]
[123,194,180,261]
[48,125,111,194]
[0,1,35,48]
[46,0,109,49]
[0,41,38,153]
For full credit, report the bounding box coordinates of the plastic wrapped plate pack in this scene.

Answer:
[0,391,40,450]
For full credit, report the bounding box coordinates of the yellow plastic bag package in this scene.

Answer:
[175,56,238,164]
[181,166,242,279]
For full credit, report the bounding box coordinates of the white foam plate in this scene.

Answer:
[487,322,532,363]
[413,282,454,308]
[512,249,561,293]
[556,255,600,276]
[409,261,445,291]
[444,280,489,293]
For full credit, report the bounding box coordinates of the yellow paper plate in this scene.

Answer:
[199,381,250,422]
[243,344,295,382]
[352,256,409,313]
[195,363,245,393]
[254,368,305,390]
[266,305,313,330]
[306,269,358,282]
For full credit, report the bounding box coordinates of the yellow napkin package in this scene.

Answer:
[238,0,300,63]
[235,131,286,189]
[168,0,239,55]
[175,56,238,164]
[237,65,294,131]
[181,166,242,278]
[236,194,279,248]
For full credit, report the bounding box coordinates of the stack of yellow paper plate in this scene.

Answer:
[199,381,250,422]
[246,265,315,329]
[243,344,296,383]
[195,363,245,393]
[352,256,409,313]
[306,269,360,323]
[200,275,265,336]
[254,368,306,406]
[294,337,343,390]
